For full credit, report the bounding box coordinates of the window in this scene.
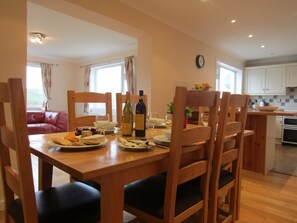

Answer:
[216,61,242,94]
[89,61,127,121]
[26,64,45,110]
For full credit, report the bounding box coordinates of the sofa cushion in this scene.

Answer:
[44,111,60,125]
[27,123,56,135]
[27,112,45,124]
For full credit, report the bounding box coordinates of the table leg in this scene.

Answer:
[38,158,53,190]
[100,172,125,223]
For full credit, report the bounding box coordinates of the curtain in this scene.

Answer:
[40,63,52,111]
[83,65,91,113]
[125,56,136,94]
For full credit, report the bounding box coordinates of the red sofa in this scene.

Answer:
[27,111,68,135]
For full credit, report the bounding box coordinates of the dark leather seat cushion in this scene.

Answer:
[124,174,202,219]
[83,180,101,191]
[8,182,100,223]
[219,169,234,188]
[187,169,234,189]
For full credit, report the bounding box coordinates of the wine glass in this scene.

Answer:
[95,114,110,135]
[147,112,159,138]
[165,113,173,126]
[200,112,209,127]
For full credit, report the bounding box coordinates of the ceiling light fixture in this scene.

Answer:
[248,34,253,38]
[29,32,46,44]
[261,45,265,48]
[231,19,236,23]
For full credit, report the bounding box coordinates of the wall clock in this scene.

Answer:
[195,55,205,69]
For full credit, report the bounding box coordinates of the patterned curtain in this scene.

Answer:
[40,63,52,111]
[83,65,91,113]
[125,56,136,94]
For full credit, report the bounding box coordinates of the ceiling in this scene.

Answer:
[27,2,138,63]
[28,0,297,63]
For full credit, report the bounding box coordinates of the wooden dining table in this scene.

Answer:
[29,128,254,223]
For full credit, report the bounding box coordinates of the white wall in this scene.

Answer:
[0,0,27,211]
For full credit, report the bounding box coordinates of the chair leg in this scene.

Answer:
[209,194,218,223]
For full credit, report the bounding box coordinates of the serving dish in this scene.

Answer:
[256,106,278,111]
[48,138,108,150]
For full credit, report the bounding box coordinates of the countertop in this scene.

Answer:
[247,109,297,116]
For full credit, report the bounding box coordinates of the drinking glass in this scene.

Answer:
[95,114,110,135]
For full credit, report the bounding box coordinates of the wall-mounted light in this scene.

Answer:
[29,32,46,44]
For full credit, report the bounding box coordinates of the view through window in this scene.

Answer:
[89,61,127,121]
[26,65,45,110]
[216,61,242,94]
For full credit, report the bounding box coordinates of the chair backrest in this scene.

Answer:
[0,78,38,222]
[67,90,112,131]
[164,86,220,222]
[116,92,148,126]
[211,92,249,194]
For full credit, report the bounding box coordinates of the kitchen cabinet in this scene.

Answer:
[286,66,297,87]
[245,66,286,95]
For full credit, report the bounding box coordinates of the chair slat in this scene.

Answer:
[0,127,17,151]
[178,160,207,184]
[221,149,239,166]
[186,90,218,107]
[230,94,249,107]
[181,127,211,146]
[5,166,21,197]
[70,91,111,103]
[225,122,242,136]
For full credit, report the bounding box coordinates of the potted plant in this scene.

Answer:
[167,102,192,128]
[195,82,212,90]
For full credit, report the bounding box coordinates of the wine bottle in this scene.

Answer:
[135,90,146,137]
[121,92,133,136]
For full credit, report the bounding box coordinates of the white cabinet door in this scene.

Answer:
[275,116,282,139]
[286,66,297,87]
[245,68,266,95]
[266,67,286,95]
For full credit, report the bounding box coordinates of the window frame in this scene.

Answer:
[26,63,45,111]
[216,61,242,94]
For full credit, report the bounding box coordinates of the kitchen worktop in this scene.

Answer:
[247,109,297,116]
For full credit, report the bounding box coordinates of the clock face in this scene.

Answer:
[196,55,205,68]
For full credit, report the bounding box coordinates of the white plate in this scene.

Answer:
[48,138,108,149]
[117,140,152,151]
[153,135,170,146]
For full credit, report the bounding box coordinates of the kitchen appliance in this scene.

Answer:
[282,113,297,145]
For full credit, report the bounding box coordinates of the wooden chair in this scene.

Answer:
[124,87,220,223]
[116,92,148,126]
[208,92,249,223]
[0,78,101,223]
[67,90,112,131]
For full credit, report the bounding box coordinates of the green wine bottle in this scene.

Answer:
[121,92,133,136]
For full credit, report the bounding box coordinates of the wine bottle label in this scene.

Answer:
[121,123,133,136]
[135,114,145,130]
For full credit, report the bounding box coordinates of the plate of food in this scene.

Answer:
[153,134,170,146]
[48,133,108,150]
[117,137,154,151]
[256,106,278,111]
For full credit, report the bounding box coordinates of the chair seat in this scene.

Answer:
[8,182,100,223]
[124,174,203,219]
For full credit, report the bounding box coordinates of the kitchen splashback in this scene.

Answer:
[250,88,297,110]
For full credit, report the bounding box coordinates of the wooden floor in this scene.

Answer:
[1,157,297,223]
